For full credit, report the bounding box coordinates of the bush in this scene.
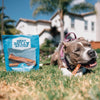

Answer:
[95,49,100,53]
[40,39,56,56]
[0,54,5,63]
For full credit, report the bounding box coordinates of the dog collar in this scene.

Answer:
[60,32,77,58]
[60,32,78,73]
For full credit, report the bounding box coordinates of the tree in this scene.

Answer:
[30,0,94,42]
[0,7,20,40]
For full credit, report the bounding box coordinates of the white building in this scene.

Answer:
[51,11,96,41]
[16,2,100,45]
[16,18,51,45]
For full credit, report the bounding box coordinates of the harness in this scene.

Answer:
[60,32,80,75]
[60,32,77,59]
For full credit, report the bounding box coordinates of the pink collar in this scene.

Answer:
[60,32,77,59]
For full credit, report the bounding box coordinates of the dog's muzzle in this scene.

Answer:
[82,49,97,69]
[87,49,96,58]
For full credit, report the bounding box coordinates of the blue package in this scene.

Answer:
[2,35,39,72]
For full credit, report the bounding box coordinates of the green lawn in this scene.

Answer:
[0,54,100,100]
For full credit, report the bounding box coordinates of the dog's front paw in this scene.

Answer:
[75,67,86,77]
[61,68,73,77]
[75,72,83,77]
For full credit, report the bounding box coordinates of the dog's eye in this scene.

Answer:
[88,44,91,47]
[75,48,80,52]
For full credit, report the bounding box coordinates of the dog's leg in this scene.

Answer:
[50,52,59,65]
[75,72,83,77]
[61,67,87,77]
[61,68,73,77]
[75,67,87,77]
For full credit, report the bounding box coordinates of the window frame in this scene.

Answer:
[84,20,88,30]
[91,21,94,31]
[71,17,75,28]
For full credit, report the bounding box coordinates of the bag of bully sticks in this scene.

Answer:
[2,35,39,72]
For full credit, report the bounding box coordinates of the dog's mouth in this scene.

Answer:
[81,58,97,69]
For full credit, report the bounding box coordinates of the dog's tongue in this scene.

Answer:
[87,62,97,68]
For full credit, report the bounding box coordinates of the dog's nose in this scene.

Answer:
[87,49,96,58]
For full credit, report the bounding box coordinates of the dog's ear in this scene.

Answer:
[62,41,70,53]
[62,41,70,47]
[77,37,89,44]
[78,37,85,41]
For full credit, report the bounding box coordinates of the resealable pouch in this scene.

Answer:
[2,35,39,72]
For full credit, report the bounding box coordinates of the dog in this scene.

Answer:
[51,37,97,77]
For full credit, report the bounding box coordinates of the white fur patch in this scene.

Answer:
[75,72,83,77]
[78,42,83,46]
[61,68,72,77]
[77,42,92,62]
[82,47,91,61]
[61,67,86,77]
[62,62,66,67]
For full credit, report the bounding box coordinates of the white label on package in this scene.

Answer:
[12,37,31,50]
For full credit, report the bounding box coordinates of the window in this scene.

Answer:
[84,20,88,30]
[71,17,75,28]
[91,22,94,31]
[55,20,57,23]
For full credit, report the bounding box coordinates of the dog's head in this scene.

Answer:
[62,37,97,69]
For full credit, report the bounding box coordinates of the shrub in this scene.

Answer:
[40,39,56,56]
[95,49,100,53]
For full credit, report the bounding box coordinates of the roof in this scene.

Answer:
[39,29,50,36]
[50,11,95,20]
[81,11,95,16]
[39,27,60,37]
[16,11,95,26]
[16,18,51,26]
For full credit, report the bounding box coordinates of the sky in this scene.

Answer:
[0,0,97,24]
[0,0,52,23]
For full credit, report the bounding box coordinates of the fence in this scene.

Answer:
[90,41,100,49]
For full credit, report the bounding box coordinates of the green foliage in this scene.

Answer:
[0,54,4,62]
[40,39,55,56]
[0,6,20,39]
[95,49,100,53]
[71,3,94,13]
[30,0,94,16]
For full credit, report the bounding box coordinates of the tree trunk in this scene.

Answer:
[1,0,4,55]
[59,10,64,42]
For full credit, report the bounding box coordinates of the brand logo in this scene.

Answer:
[12,37,31,50]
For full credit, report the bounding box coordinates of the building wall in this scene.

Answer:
[51,14,61,28]
[51,14,97,41]
[25,22,37,35]
[83,14,96,41]
[95,2,100,41]
[16,21,50,35]
[39,31,53,45]
[37,22,51,35]
[16,21,37,35]
[16,9,99,46]
[16,21,29,35]
[64,15,85,38]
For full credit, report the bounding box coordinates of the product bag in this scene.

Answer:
[2,35,39,72]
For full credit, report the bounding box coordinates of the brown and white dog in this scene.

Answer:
[51,37,97,77]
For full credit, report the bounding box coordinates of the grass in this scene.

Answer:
[0,55,100,100]
[0,44,100,100]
